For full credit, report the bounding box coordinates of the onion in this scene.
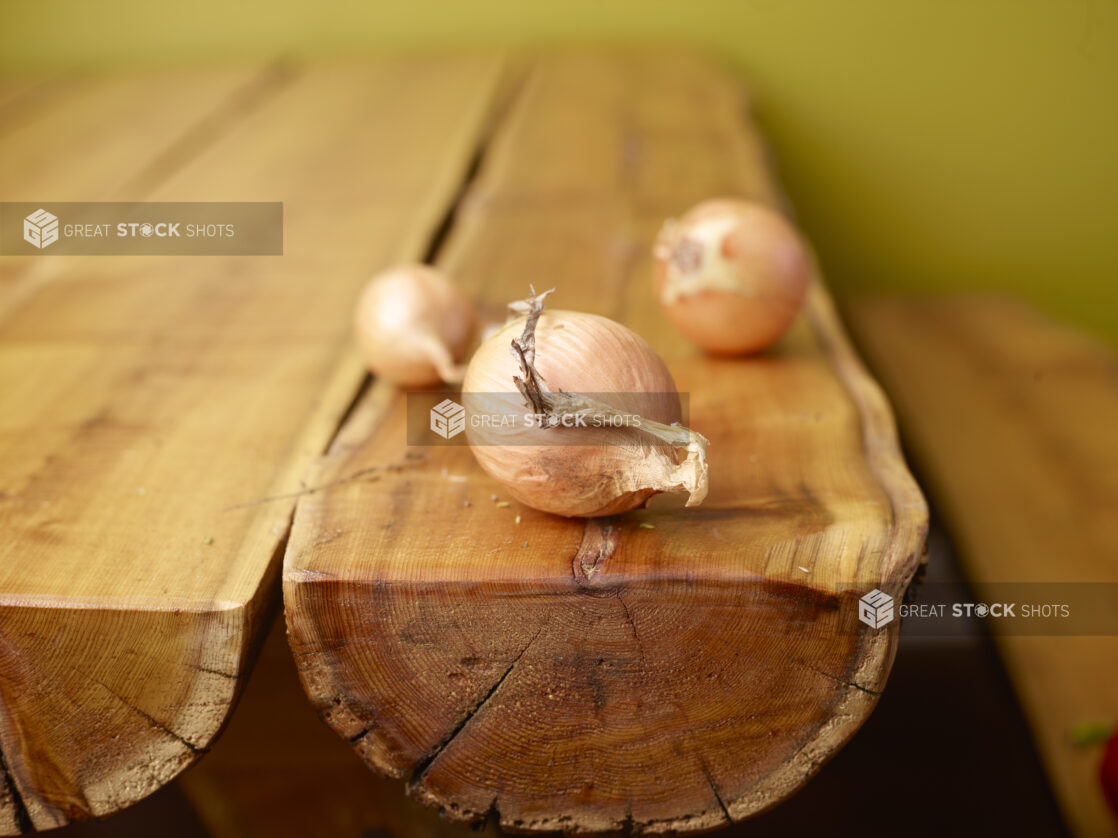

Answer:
[653,198,811,355]
[353,264,474,386]
[463,291,709,518]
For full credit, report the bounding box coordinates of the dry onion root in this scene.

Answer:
[463,290,709,518]
[653,198,811,355]
[353,264,475,386]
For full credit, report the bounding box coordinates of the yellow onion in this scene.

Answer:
[653,198,811,354]
[463,291,708,518]
[353,264,474,386]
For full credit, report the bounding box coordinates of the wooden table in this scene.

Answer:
[850,297,1118,836]
[0,52,926,833]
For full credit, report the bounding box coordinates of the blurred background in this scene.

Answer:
[2,0,1116,343]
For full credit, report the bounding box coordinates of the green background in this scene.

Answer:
[3,0,1115,342]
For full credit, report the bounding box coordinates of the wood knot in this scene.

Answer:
[572,520,618,591]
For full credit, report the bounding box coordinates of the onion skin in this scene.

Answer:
[353,265,474,386]
[464,310,694,518]
[653,198,811,355]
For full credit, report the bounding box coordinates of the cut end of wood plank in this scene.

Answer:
[287,566,896,832]
[0,600,251,832]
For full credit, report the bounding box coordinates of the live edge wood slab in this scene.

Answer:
[284,52,927,832]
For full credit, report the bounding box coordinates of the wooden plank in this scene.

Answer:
[284,51,927,833]
[0,66,286,199]
[0,56,507,833]
[848,296,1118,837]
[0,65,285,311]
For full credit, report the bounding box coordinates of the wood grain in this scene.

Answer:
[285,51,927,832]
[848,296,1118,837]
[0,65,285,311]
[0,56,506,832]
[178,614,499,838]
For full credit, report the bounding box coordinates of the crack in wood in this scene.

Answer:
[0,741,34,834]
[570,520,647,668]
[291,637,356,658]
[481,795,500,831]
[223,461,406,511]
[615,593,646,664]
[407,623,545,793]
[78,669,207,755]
[698,760,733,825]
[348,727,373,745]
[228,450,429,514]
[187,662,238,680]
[621,806,635,837]
[800,662,882,697]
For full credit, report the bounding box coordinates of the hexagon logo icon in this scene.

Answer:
[24,208,59,249]
[430,398,465,440]
[858,588,894,629]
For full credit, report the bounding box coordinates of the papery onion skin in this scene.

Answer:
[354,264,474,386]
[653,198,811,355]
[464,310,689,518]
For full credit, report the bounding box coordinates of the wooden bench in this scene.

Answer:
[0,52,926,832]
[850,297,1118,836]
